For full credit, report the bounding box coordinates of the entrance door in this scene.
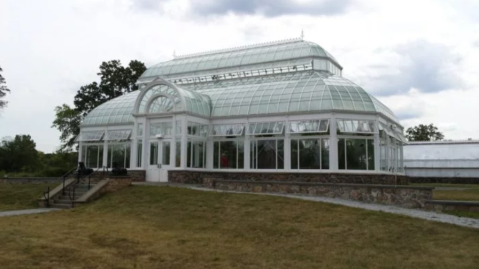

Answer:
[146,140,172,182]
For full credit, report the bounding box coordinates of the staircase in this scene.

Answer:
[49,183,97,209]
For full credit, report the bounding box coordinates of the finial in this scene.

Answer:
[301,29,304,40]
[173,50,176,58]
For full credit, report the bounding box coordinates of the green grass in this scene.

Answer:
[411,183,479,188]
[0,183,53,211]
[0,186,479,269]
[434,189,479,201]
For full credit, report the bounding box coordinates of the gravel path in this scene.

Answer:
[0,208,60,218]
[182,186,479,229]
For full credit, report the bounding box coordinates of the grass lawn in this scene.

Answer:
[0,183,54,211]
[0,186,479,269]
[411,183,479,188]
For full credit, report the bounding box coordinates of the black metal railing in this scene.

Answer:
[42,187,50,208]
[67,166,109,208]
[62,167,78,195]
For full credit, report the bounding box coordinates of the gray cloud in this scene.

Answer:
[365,40,462,96]
[132,0,352,17]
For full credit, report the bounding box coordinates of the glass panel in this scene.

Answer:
[337,120,375,133]
[150,122,173,136]
[248,121,284,135]
[176,120,182,136]
[138,123,143,136]
[187,122,209,137]
[345,139,367,170]
[81,131,104,141]
[125,144,131,169]
[107,129,132,141]
[162,141,171,165]
[175,140,181,167]
[250,140,284,169]
[291,140,298,169]
[211,124,244,136]
[214,141,220,169]
[150,142,158,165]
[299,139,320,169]
[288,120,329,133]
[338,138,345,169]
[367,139,375,171]
[187,139,206,168]
[137,141,142,167]
[85,145,102,168]
[322,139,330,169]
[108,144,127,168]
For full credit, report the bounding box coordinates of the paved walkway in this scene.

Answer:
[0,208,60,218]
[135,183,479,229]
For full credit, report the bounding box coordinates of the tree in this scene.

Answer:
[52,104,81,151]
[0,65,10,110]
[53,60,146,150]
[0,135,39,173]
[405,124,444,141]
[74,60,146,116]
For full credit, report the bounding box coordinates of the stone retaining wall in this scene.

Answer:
[207,179,432,208]
[425,200,479,212]
[0,177,62,184]
[409,177,479,184]
[169,170,409,185]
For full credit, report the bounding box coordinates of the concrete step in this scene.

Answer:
[54,199,75,205]
[50,203,73,209]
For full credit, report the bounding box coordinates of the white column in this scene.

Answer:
[244,135,250,169]
[374,120,380,171]
[181,118,188,168]
[329,116,338,170]
[131,122,138,168]
[103,138,108,168]
[206,137,214,169]
[386,135,391,172]
[171,119,177,166]
[142,120,148,169]
[78,141,83,163]
[284,131,291,170]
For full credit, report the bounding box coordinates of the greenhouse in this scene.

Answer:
[78,38,406,182]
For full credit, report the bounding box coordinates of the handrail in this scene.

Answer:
[88,167,104,190]
[43,187,50,208]
[62,166,78,195]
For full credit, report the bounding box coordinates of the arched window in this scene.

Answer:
[148,96,175,113]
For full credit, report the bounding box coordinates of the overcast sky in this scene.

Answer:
[0,0,478,153]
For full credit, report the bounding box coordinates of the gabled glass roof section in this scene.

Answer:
[140,39,341,79]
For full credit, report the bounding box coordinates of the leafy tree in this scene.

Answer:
[51,104,81,151]
[0,135,39,173]
[74,60,146,116]
[405,124,444,141]
[0,65,10,110]
[53,60,146,150]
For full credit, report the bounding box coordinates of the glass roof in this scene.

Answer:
[140,39,340,78]
[182,71,400,124]
[81,91,140,126]
[82,84,211,126]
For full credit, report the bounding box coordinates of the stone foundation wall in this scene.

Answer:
[425,200,479,212]
[169,170,409,185]
[409,177,479,184]
[0,177,62,184]
[208,180,432,208]
[104,176,133,193]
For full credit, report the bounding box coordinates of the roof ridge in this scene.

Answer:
[174,38,303,60]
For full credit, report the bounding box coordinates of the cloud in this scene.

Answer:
[132,0,352,17]
[359,40,463,96]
